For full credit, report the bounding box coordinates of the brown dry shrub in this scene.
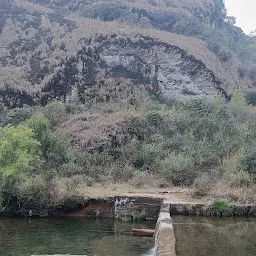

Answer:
[59,105,141,152]
[208,181,256,204]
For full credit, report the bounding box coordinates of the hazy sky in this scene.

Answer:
[225,0,256,34]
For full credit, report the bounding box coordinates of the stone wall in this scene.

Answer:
[171,203,256,217]
[62,196,162,220]
[63,198,115,218]
[115,196,162,221]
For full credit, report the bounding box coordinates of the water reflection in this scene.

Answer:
[173,216,256,256]
[0,218,154,256]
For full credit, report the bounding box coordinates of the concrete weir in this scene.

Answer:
[154,200,176,256]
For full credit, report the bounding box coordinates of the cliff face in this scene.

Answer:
[42,35,224,105]
[0,0,251,108]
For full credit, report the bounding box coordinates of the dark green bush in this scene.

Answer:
[81,2,131,21]
[246,91,256,106]
[1,106,38,126]
[212,199,231,217]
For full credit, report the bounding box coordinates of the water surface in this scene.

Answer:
[173,216,256,256]
[0,217,154,256]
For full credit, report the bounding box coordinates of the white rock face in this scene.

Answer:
[76,35,225,102]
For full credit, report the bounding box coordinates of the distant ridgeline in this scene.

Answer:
[0,0,256,109]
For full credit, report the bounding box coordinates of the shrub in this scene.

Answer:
[238,150,256,175]
[230,171,253,188]
[27,115,70,167]
[157,153,196,186]
[217,47,233,62]
[123,140,162,170]
[192,174,214,197]
[172,18,204,37]
[88,152,113,166]
[128,171,158,188]
[125,116,148,140]
[1,106,37,126]
[245,91,256,106]
[43,101,66,127]
[0,125,41,207]
[17,174,49,209]
[211,199,231,217]
[81,2,131,22]
[111,165,134,183]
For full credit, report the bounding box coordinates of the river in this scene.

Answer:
[0,216,255,256]
[173,216,256,256]
[0,218,154,256]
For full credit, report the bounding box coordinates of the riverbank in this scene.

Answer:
[1,187,255,218]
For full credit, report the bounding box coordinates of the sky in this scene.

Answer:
[225,0,256,34]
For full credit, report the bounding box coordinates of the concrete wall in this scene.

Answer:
[171,203,256,217]
[154,201,176,256]
[115,197,162,221]
[63,196,162,220]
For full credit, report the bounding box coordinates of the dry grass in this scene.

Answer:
[47,175,186,201]
[67,14,248,93]
[0,0,249,98]
[59,103,140,151]
[207,181,256,205]
[191,172,256,204]
[13,0,53,14]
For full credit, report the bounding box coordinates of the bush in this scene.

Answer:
[245,91,256,106]
[172,18,204,37]
[0,125,41,208]
[125,116,148,140]
[43,101,66,127]
[27,115,70,167]
[81,2,131,22]
[217,47,233,62]
[123,140,162,170]
[111,165,134,183]
[88,152,113,166]
[230,171,253,188]
[17,174,49,209]
[238,151,256,175]
[1,106,37,126]
[192,174,214,197]
[212,199,231,217]
[157,153,196,186]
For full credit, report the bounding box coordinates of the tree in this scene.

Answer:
[249,30,256,37]
[226,16,236,25]
[81,2,131,22]
[230,89,249,115]
[0,125,41,207]
[27,114,52,158]
[212,0,227,28]
[27,115,69,167]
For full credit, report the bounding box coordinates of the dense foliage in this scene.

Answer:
[0,91,255,210]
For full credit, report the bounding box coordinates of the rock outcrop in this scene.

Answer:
[42,35,226,105]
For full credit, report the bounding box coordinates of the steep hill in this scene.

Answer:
[0,0,256,211]
[0,0,255,109]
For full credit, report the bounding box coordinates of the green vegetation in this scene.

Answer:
[0,90,255,210]
[80,1,132,21]
[212,199,231,217]
[0,125,41,207]
[0,0,256,213]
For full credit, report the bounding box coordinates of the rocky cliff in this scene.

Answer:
[0,0,253,109]
[42,35,226,105]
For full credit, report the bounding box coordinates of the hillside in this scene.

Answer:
[1,0,256,109]
[0,0,255,212]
